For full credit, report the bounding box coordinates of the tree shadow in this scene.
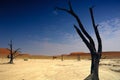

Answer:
[0,62,15,65]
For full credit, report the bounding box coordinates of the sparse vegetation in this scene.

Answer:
[24,58,28,61]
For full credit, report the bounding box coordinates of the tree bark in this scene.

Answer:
[9,40,14,64]
[9,53,14,64]
[85,53,101,80]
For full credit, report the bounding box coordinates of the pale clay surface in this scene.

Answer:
[0,59,119,80]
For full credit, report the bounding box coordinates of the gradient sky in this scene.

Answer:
[0,0,120,55]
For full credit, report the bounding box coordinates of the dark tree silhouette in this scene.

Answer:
[56,1,102,80]
[7,40,20,64]
[61,54,64,61]
[77,54,80,61]
[53,56,57,60]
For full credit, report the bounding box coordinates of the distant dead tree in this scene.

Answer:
[61,54,64,61]
[56,1,102,80]
[77,54,80,61]
[7,40,21,64]
[53,56,57,60]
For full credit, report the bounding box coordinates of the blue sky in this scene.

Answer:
[0,0,120,55]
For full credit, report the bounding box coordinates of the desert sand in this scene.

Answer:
[0,59,120,80]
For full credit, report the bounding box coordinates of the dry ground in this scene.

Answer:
[0,59,120,80]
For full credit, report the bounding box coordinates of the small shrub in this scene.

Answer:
[24,58,28,61]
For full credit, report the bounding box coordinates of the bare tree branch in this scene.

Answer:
[55,7,70,13]
[13,54,20,59]
[89,7,102,54]
[6,48,11,52]
[74,25,94,53]
[68,0,73,12]
[56,1,96,52]
[13,48,21,55]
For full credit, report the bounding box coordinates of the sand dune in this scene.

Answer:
[0,59,119,80]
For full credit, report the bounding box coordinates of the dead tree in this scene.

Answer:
[56,1,102,80]
[53,56,57,60]
[77,54,80,61]
[7,40,20,64]
[61,54,64,61]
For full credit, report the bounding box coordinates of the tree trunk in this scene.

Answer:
[9,53,14,64]
[61,55,64,61]
[77,55,80,61]
[84,53,100,80]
